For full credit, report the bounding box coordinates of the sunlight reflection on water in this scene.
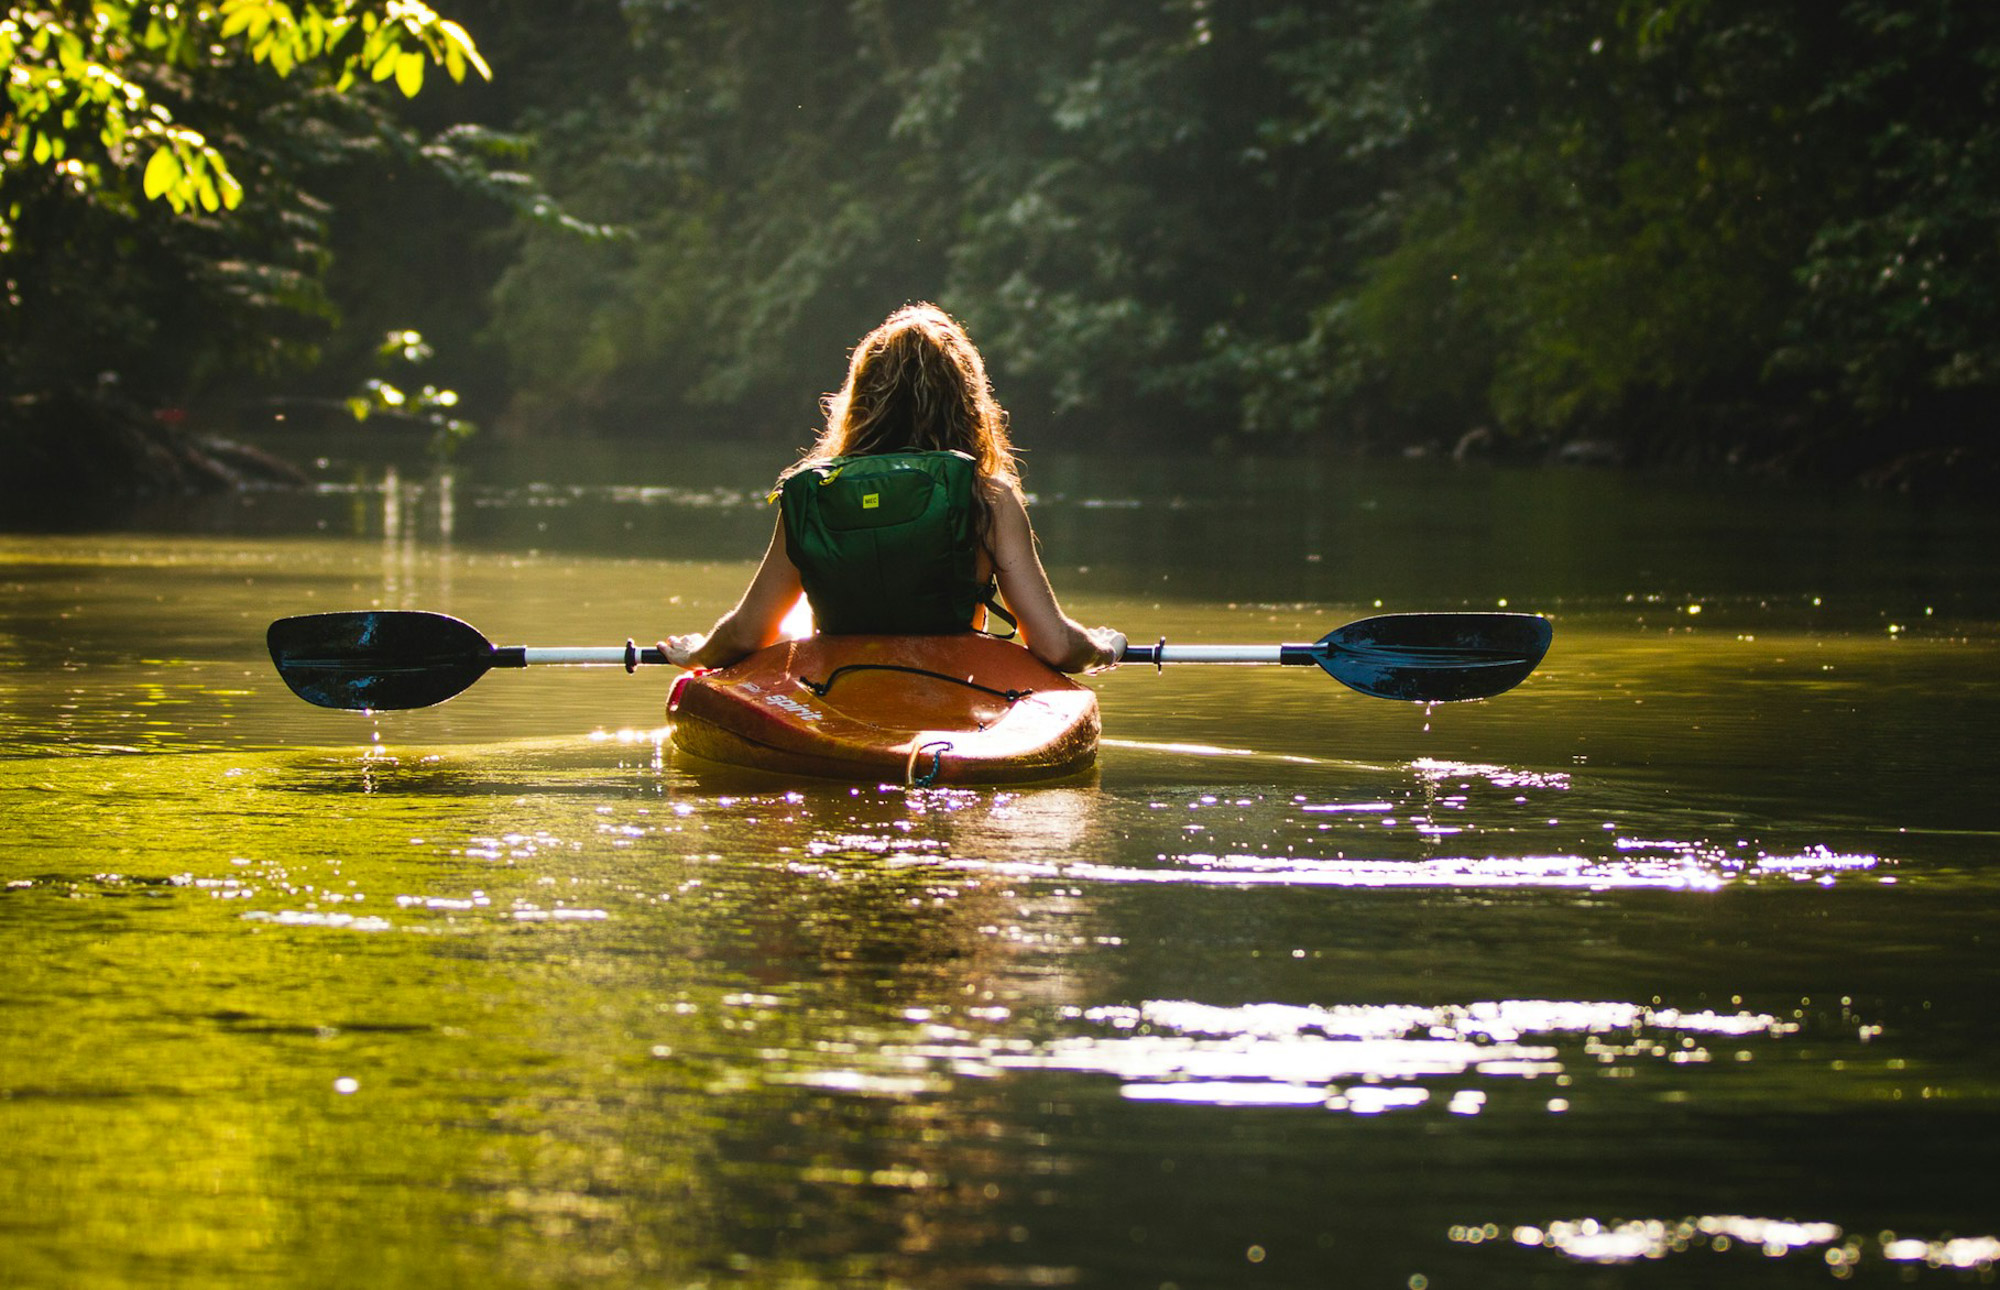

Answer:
[805,995,1809,1114]
[996,847,1884,890]
[1471,1215,2000,1276]
[917,749,1889,891]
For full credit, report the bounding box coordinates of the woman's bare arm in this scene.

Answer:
[660,517,804,668]
[987,483,1125,673]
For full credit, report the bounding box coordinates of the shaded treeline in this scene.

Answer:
[8,1,2000,498]
[465,0,2000,482]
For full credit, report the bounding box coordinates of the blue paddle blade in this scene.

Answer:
[268,611,499,710]
[1317,612,1552,702]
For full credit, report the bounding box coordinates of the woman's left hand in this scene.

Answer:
[1084,626,1127,672]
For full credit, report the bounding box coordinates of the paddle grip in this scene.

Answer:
[623,640,674,671]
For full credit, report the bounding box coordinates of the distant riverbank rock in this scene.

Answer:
[1552,439,1625,467]
[1859,445,2000,497]
[3,394,308,521]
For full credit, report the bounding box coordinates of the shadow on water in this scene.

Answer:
[2,439,1997,1286]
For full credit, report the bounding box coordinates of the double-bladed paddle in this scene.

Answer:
[268,609,1550,712]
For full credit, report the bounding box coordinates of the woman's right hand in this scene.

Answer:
[658,634,706,668]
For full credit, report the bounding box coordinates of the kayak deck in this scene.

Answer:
[666,634,1100,784]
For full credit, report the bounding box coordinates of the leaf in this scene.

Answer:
[395,50,424,97]
[438,20,491,80]
[323,15,356,53]
[371,46,400,82]
[142,146,183,201]
[298,10,323,52]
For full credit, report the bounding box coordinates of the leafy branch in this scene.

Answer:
[1,2,489,250]
[345,328,475,461]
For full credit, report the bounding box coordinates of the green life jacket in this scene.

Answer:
[779,450,996,635]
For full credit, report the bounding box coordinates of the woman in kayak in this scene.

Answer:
[660,303,1125,673]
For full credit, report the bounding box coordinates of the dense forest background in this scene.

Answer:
[6,0,1999,500]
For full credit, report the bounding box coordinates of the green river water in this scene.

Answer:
[2,436,1996,1288]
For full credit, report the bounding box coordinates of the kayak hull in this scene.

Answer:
[667,634,1099,784]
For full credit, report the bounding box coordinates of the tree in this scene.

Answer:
[20,1,1998,492]
[486,0,1301,442]
[1,2,503,503]
[1251,0,2000,474]
[2,1,487,250]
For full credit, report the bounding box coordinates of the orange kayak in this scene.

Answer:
[666,634,1100,784]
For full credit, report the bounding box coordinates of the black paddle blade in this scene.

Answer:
[268,611,497,710]
[1319,612,1552,702]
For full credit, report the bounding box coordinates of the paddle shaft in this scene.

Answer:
[507,645,671,669]
[531,641,1514,669]
[1120,643,1305,666]
[529,645,1288,667]
[517,644,1295,667]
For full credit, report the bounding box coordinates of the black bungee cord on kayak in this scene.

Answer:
[797,662,1035,705]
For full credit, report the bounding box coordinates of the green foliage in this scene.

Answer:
[12,0,2000,485]
[1771,0,2000,432]
[1332,9,1804,442]
[473,0,2000,474]
[1262,0,2000,465]
[488,0,1303,437]
[0,0,570,477]
[345,328,475,460]
[1,2,488,251]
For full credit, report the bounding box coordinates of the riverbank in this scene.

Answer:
[7,391,1997,526]
[2,394,309,524]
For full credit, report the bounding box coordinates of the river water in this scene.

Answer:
[2,435,1996,1288]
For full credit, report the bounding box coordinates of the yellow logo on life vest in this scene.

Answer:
[862,492,880,509]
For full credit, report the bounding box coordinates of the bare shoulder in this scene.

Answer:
[979,473,1026,506]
